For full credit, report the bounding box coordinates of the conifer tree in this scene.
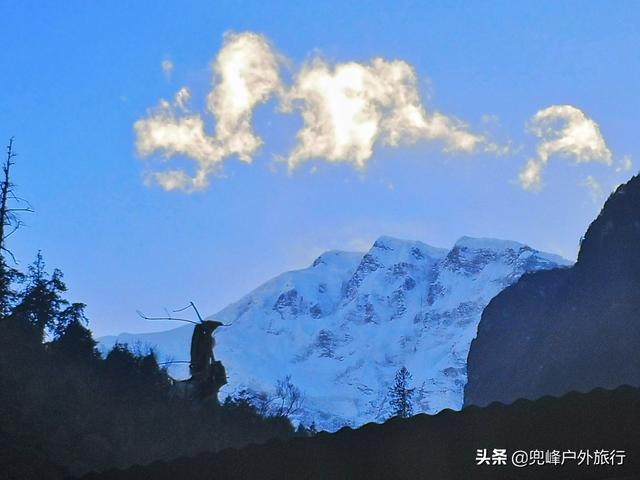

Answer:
[49,303,99,363]
[12,252,70,340]
[388,366,415,418]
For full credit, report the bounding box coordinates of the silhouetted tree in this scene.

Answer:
[104,343,140,379]
[414,380,430,412]
[0,257,21,319]
[139,350,171,393]
[228,377,305,420]
[0,138,31,318]
[389,366,415,418]
[12,252,70,340]
[227,388,274,416]
[49,305,100,364]
[272,375,304,418]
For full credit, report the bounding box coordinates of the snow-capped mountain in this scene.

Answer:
[100,236,570,431]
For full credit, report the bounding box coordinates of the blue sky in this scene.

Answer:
[2,1,639,336]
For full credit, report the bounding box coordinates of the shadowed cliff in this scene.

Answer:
[465,174,640,407]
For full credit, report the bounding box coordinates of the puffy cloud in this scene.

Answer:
[134,89,220,191]
[136,31,501,192]
[518,158,544,191]
[280,57,489,170]
[206,32,284,163]
[149,170,201,192]
[519,105,612,191]
[135,32,283,192]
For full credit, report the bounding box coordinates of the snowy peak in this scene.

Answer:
[100,235,570,432]
[343,236,446,306]
[451,236,571,267]
[217,250,362,325]
[311,250,364,270]
[442,236,571,278]
[371,236,448,261]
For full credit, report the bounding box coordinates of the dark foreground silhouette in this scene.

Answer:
[466,174,640,407]
[83,385,639,480]
[0,312,296,480]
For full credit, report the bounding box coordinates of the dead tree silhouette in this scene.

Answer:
[137,302,230,402]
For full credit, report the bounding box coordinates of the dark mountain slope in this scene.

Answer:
[465,174,640,407]
[82,385,640,480]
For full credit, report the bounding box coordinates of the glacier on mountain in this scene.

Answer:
[100,236,570,431]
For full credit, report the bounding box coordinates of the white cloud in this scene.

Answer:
[136,31,504,192]
[134,89,220,191]
[616,155,633,173]
[161,59,174,79]
[135,32,283,192]
[280,57,491,170]
[581,175,604,202]
[519,105,612,191]
[174,87,191,110]
[206,32,284,163]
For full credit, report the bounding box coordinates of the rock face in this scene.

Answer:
[465,174,640,408]
[101,236,567,431]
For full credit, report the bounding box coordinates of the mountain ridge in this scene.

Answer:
[100,235,570,430]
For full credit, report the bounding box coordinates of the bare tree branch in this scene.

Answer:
[136,310,200,325]
[172,303,194,313]
[0,138,32,264]
[189,301,204,322]
[1,246,17,264]
[172,301,204,322]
